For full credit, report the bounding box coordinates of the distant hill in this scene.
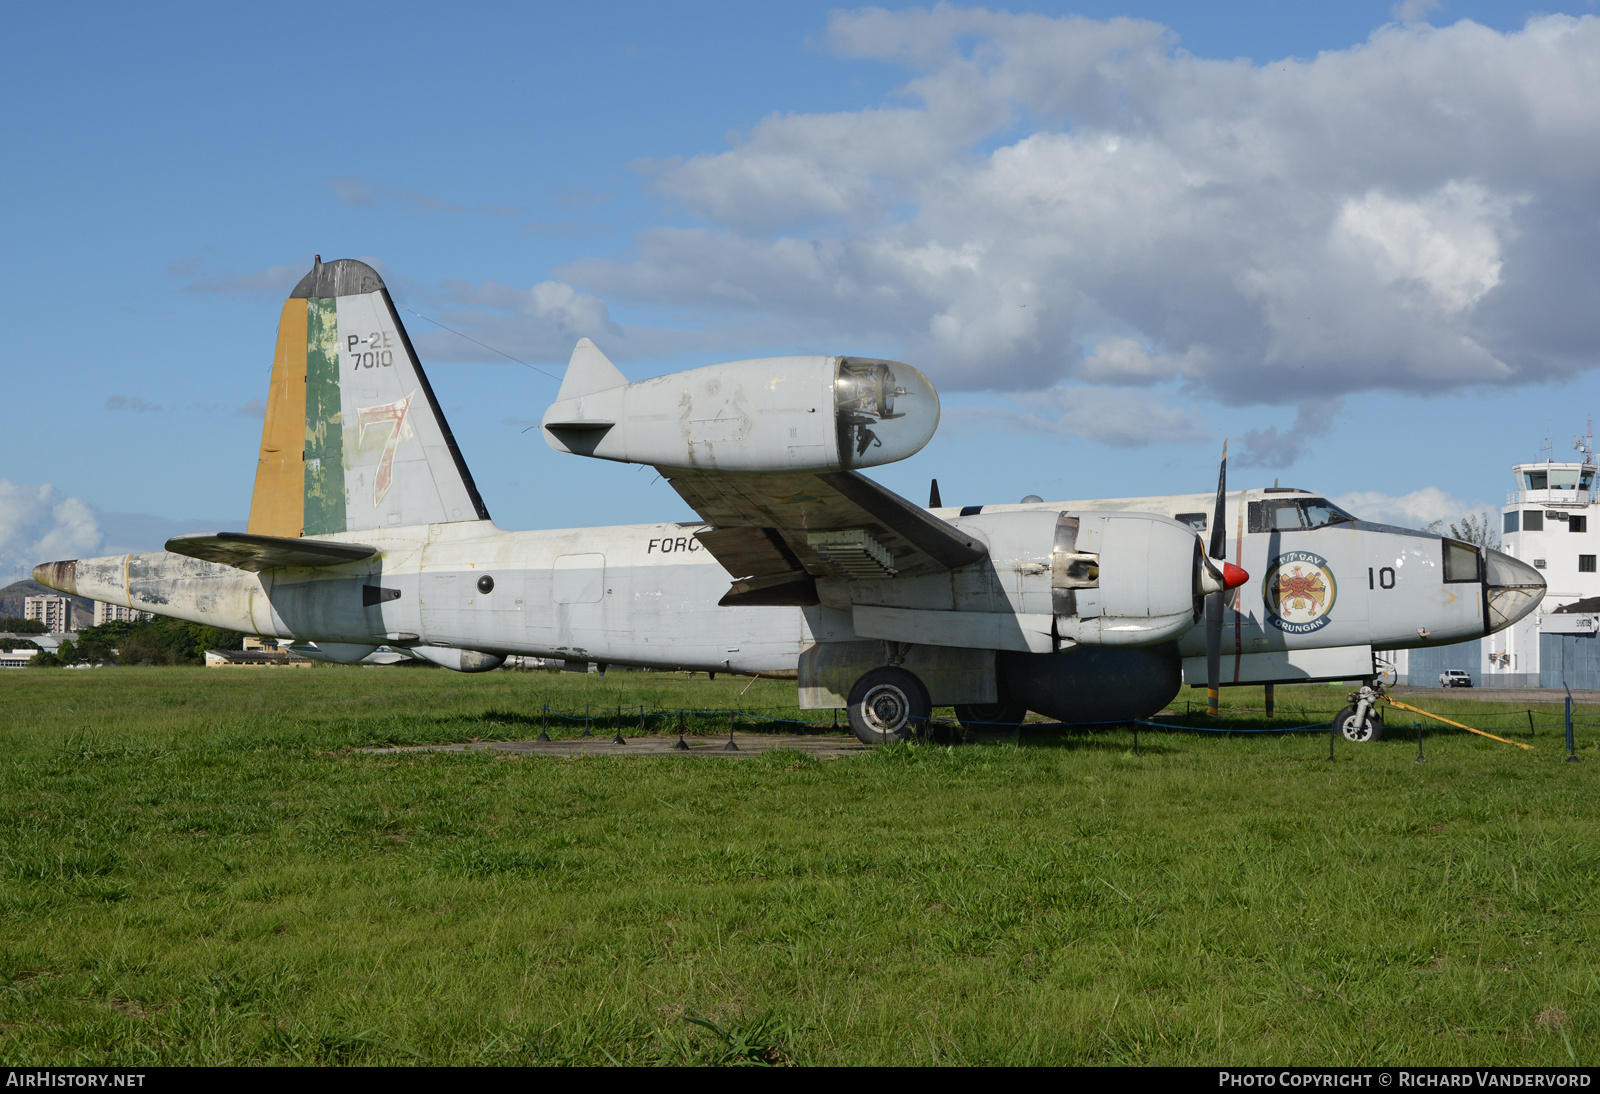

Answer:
[0,580,95,630]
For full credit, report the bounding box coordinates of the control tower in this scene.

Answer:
[1486,430,1600,686]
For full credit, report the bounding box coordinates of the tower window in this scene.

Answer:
[1581,555,1596,573]
[1504,511,1520,534]
[1572,515,1588,533]
[1524,511,1544,532]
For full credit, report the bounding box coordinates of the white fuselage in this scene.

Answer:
[55,485,1531,686]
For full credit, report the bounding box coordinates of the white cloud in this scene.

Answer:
[1393,0,1442,27]
[554,10,1600,408]
[0,481,102,586]
[1333,486,1493,531]
[950,386,1210,448]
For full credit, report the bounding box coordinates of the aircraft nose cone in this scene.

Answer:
[1483,548,1545,631]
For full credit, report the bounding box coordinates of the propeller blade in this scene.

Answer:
[929,478,943,509]
[1208,440,1227,560]
[1205,591,1223,716]
[1206,440,1229,715]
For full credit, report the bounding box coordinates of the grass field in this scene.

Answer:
[2,665,1598,1066]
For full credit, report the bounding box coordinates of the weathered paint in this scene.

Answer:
[246,299,308,537]
[303,296,347,536]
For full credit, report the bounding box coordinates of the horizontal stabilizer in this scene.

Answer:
[165,532,377,572]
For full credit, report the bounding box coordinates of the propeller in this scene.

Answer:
[1202,441,1249,716]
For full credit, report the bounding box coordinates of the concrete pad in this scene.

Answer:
[364,732,875,758]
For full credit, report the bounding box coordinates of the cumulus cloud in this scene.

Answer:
[105,395,162,412]
[182,263,306,296]
[950,386,1210,448]
[555,9,1600,408]
[1333,486,1493,531]
[0,481,102,585]
[410,278,623,366]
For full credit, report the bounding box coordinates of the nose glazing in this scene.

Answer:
[1483,548,1545,631]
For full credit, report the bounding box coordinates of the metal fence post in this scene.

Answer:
[1567,688,1580,763]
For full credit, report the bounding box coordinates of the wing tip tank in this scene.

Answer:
[31,559,78,595]
[290,257,386,299]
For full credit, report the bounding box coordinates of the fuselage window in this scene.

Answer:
[1175,512,1207,531]
[1443,539,1481,583]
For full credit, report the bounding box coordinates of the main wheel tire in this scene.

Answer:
[953,699,1028,734]
[847,667,932,745]
[1334,703,1385,743]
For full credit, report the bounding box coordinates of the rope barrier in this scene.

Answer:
[524,702,1582,746]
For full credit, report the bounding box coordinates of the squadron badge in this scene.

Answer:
[1263,550,1337,634]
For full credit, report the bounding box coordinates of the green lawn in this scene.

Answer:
[1,666,1596,1065]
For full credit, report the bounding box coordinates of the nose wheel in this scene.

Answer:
[847,667,931,745]
[1334,703,1385,742]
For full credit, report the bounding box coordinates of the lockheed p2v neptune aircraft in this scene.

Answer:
[32,259,1547,744]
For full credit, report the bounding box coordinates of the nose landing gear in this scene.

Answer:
[1334,684,1386,742]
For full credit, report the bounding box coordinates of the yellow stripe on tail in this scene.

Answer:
[247,298,308,537]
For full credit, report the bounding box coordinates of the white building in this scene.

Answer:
[93,601,152,625]
[1484,449,1600,686]
[23,595,71,633]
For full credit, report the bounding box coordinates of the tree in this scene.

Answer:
[58,618,243,666]
[1427,512,1500,550]
[0,616,48,634]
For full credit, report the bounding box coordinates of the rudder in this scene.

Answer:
[247,258,490,537]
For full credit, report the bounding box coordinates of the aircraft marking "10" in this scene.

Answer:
[1368,567,1396,590]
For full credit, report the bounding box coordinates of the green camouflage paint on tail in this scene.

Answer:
[303,296,348,536]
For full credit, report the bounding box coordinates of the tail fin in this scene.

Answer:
[247,258,490,537]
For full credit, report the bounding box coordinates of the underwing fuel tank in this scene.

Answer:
[542,343,939,472]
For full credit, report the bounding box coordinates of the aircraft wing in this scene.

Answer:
[165,532,377,572]
[664,468,987,605]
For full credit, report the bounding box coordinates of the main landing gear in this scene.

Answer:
[846,667,931,745]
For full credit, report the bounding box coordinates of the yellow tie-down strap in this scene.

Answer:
[1383,696,1535,751]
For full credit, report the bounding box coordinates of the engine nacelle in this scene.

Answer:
[848,510,1209,652]
[542,355,939,472]
[1048,511,1202,646]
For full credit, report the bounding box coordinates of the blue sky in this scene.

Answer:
[2,1,1597,579]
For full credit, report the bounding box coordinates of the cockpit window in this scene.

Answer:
[1247,497,1356,533]
[1300,498,1355,528]
[1443,538,1481,583]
